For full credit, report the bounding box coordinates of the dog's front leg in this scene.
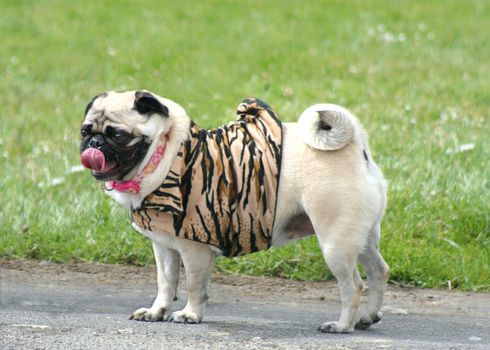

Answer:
[130,241,181,321]
[169,240,216,324]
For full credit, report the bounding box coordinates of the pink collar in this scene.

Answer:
[107,133,167,194]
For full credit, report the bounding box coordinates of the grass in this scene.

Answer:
[0,0,489,291]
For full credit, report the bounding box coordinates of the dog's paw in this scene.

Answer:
[355,311,382,330]
[168,310,202,324]
[318,321,354,334]
[129,307,169,322]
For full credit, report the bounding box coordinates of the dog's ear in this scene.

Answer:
[134,91,169,117]
[85,92,108,116]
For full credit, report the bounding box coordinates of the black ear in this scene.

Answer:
[134,91,169,117]
[85,92,108,116]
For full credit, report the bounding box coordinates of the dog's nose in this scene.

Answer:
[89,136,104,149]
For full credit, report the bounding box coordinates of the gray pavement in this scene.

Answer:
[0,260,488,349]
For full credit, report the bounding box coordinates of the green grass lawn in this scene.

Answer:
[1,0,488,291]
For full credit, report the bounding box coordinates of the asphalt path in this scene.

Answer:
[0,260,488,349]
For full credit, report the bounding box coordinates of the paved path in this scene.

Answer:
[0,260,488,349]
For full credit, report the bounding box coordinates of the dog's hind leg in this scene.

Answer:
[355,222,390,330]
[169,240,216,324]
[130,241,181,322]
[315,224,364,333]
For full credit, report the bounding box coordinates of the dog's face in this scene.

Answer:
[80,91,170,181]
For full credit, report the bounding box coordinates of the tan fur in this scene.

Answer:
[84,91,389,333]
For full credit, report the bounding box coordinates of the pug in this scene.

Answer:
[80,90,389,333]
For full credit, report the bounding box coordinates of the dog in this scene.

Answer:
[80,90,389,333]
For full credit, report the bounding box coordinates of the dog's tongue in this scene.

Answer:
[80,148,107,172]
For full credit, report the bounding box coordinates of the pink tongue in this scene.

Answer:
[80,148,108,172]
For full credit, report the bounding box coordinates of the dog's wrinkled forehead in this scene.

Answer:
[83,90,169,136]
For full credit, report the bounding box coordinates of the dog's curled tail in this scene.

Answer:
[298,104,357,151]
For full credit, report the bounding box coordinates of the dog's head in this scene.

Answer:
[80,90,187,182]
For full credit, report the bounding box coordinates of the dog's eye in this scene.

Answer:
[111,131,131,144]
[113,133,125,142]
[105,126,131,144]
[81,124,92,138]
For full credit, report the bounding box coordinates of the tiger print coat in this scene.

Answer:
[131,98,283,257]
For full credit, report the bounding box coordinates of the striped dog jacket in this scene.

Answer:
[131,98,283,257]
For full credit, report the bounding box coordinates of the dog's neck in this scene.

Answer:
[106,117,191,209]
[107,132,168,194]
